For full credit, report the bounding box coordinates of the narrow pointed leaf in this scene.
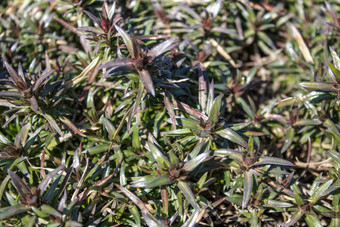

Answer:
[242,171,253,209]
[98,59,134,70]
[138,69,155,96]
[148,37,179,62]
[177,181,199,210]
[101,117,116,140]
[115,25,135,58]
[251,156,295,167]
[209,94,223,125]
[43,114,63,137]
[38,165,64,196]
[147,141,170,170]
[164,94,176,129]
[182,151,211,173]
[300,82,337,92]
[115,184,166,227]
[309,179,333,204]
[305,214,322,227]
[0,204,30,220]
[8,170,33,199]
[216,128,247,147]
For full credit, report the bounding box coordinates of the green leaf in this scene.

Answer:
[326,150,340,166]
[242,171,253,209]
[305,213,323,227]
[309,180,333,204]
[173,117,201,131]
[264,200,293,208]
[215,128,248,147]
[40,205,62,218]
[66,56,100,88]
[330,47,340,71]
[144,174,173,188]
[236,97,256,120]
[251,156,295,167]
[101,117,116,140]
[147,141,170,170]
[182,151,211,173]
[209,94,223,125]
[177,181,199,210]
[169,151,179,170]
[213,149,243,163]
[115,25,135,58]
[300,82,337,92]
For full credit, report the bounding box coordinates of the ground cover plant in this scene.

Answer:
[0,0,339,226]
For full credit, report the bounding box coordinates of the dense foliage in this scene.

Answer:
[0,0,339,226]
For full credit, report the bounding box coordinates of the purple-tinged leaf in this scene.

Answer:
[198,65,208,111]
[173,99,209,122]
[29,96,39,113]
[164,94,176,129]
[300,82,338,92]
[8,170,33,200]
[242,171,253,209]
[182,151,211,173]
[115,25,135,58]
[14,124,30,148]
[32,69,55,92]
[4,61,27,90]
[84,10,101,27]
[147,37,179,62]
[216,128,248,147]
[206,80,214,116]
[43,114,63,137]
[0,99,18,108]
[144,174,173,188]
[147,141,170,170]
[0,204,30,220]
[138,69,156,96]
[207,0,222,18]
[55,17,80,35]
[115,184,166,227]
[177,181,199,210]
[210,27,237,36]
[130,33,142,60]
[37,165,64,196]
[294,119,322,126]
[182,208,201,227]
[263,199,293,208]
[213,149,243,163]
[251,156,295,167]
[60,117,86,137]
